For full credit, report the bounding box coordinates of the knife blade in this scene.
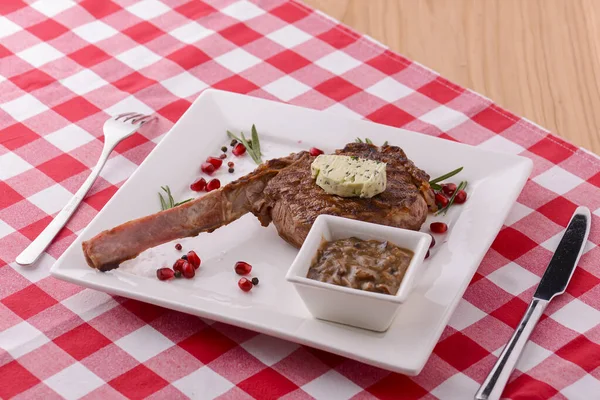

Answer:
[475,206,591,400]
[534,210,590,300]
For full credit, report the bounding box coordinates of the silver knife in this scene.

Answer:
[475,206,591,400]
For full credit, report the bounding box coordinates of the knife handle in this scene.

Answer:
[475,298,548,400]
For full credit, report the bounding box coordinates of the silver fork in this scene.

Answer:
[16,113,152,266]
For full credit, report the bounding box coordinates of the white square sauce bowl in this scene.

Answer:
[286,215,431,332]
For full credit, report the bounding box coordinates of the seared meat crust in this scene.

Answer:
[82,143,435,270]
[263,143,435,247]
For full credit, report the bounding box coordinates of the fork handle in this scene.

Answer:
[474,298,548,400]
[16,147,112,265]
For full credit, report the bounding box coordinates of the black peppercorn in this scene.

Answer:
[251,277,259,286]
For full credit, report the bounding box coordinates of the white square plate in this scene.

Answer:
[51,89,532,375]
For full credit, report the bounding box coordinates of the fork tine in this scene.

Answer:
[115,112,136,120]
[132,115,152,125]
[140,116,158,126]
[123,113,143,123]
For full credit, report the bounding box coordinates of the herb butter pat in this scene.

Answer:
[311,155,387,198]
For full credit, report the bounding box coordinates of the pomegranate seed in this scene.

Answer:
[201,162,215,174]
[238,277,253,292]
[219,154,227,159]
[429,236,435,248]
[227,161,234,168]
[442,183,457,196]
[232,143,246,156]
[175,243,182,251]
[173,259,186,273]
[425,250,430,259]
[235,261,252,275]
[435,192,449,208]
[430,222,448,234]
[207,156,223,169]
[309,147,324,156]
[454,190,467,204]
[157,268,174,280]
[182,261,195,279]
[206,179,220,192]
[190,177,206,192]
[187,251,201,269]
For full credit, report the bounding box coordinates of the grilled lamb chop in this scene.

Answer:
[82,143,436,271]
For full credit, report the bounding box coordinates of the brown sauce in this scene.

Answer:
[307,237,413,295]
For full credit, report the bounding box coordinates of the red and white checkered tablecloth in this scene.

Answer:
[1,0,599,398]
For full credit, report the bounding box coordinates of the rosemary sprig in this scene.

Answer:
[241,132,252,150]
[429,166,466,212]
[227,130,246,148]
[251,124,261,156]
[355,137,388,146]
[227,125,263,165]
[436,181,467,215]
[159,192,168,210]
[429,167,463,185]
[159,186,192,211]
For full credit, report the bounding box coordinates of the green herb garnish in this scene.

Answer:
[251,124,260,157]
[429,167,463,191]
[159,186,192,211]
[428,167,466,212]
[436,181,467,215]
[227,124,263,165]
[430,167,463,185]
[355,137,388,146]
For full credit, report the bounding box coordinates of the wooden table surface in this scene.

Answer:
[304,0,600,155]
